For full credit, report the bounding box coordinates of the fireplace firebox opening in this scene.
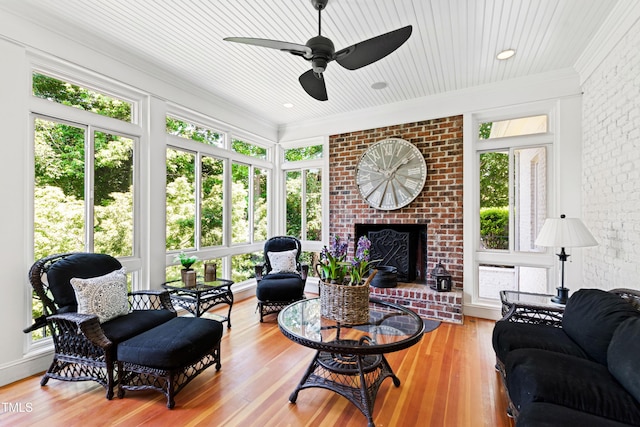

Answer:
[355,224,427,283]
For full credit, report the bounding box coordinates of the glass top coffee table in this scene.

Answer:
[278,297,424,427]
[162,278,234,327]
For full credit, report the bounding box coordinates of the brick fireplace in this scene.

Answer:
[329,116,464,323]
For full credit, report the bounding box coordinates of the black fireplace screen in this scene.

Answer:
[363,227,421,282]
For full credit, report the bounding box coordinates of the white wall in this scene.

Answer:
[578,1,640,290]
[0,37,36,387]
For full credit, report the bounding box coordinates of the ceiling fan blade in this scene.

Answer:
[299,69,328,101]
[335,25,413,70]
[224,37,312,58]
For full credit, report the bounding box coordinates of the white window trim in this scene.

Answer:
[278,136,327,252]
[163,108,276,284]
[463,101,562,319]
[27,57,147,350]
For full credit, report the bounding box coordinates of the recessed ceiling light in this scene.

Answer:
[283,103,294,108]
[371,81,388,90]
[496,49,516,60]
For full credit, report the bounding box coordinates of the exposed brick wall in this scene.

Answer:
[328,116,464,323]
[328,116,464,288]
[581,18,640,290]
[370,284,463,323]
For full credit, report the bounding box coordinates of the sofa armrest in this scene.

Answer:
[48,312,113,351]
[501,302,564,327]
[129,290,175,312]
[254,264,264,282]
[500,290,565,327]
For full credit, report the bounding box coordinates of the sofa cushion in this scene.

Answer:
[117,317,223,369]
[46,253,122,313]
[256,274,305,302]
[492,320,588,364]
[101,309,176,344]
[70,268,129,323]
[505,348,640,425]
[516,402,637,427]
[608,317,640,403]
[562,289,640,365]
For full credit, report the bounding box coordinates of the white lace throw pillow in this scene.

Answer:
[70,267,129,323]
[268,249,298,274]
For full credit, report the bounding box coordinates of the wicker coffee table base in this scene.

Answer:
[289,347,400,427]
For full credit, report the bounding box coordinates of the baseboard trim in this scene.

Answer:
[0,349,51,387]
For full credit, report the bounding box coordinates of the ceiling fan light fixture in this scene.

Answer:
[312,57,328,73]
[496,49,516,60]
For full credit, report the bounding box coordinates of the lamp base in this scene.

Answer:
[551,286,569,305]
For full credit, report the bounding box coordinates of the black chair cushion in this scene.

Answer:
[46,253,122,313]
[562,289,640,365]
[492,320,588,364]
[608,317,640,403]
[101,309,176,344]
[117,317,223,370]
[516,402,637,427]
[505,348,640,425]
[256,274,304,302]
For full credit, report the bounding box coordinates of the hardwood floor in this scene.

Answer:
[0,296,513,427]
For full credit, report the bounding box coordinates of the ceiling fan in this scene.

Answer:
[223,0,412,101]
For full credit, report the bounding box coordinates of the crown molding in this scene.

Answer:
[574,0,640,85]
[278,68,580,142]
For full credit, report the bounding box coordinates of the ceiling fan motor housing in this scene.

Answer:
[311,0,329,11]
[306,35,334,73]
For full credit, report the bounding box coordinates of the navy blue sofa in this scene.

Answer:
[493,288,640,426]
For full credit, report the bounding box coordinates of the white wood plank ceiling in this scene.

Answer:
[0,0,619,126]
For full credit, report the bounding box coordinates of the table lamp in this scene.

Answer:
[535,214,598,304]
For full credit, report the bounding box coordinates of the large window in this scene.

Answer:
[31,70,140,341]
[282,142,325,277]
[166,148,196,250]
[475,114,551,299]
[283,143,324,241]
[165,113,271,282]
[284,168,322,241]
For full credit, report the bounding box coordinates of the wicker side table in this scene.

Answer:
[499,290,565,327]
[162,279,234,327]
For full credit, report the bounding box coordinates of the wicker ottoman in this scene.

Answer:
[116,316,223,408]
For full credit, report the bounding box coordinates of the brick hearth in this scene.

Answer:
[370,283,463,324]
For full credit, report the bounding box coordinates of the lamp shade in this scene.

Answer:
[535,215,598,248]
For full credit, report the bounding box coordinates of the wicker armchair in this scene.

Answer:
[24,252,176,399]
[255,236,308,322]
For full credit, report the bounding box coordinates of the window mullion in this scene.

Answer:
[248,165,255,243]
[509,147,516,253]
[195,153,203,250]
[301,169,307,241]
[86,127,95,251]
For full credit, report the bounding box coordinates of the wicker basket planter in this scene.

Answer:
[319,280,370,325]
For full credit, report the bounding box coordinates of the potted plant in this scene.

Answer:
[175,251,198,286]
[317,235,379,324]
[318,235,378,285]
